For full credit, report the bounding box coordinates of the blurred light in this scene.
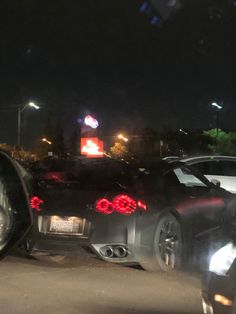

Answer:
[209,242,236,275]
[139,1,149,12]
[84,115,99,128]
[113,195,137,215]
[42,138,52,145]
[138,201,147,211]
[96,199,114,215]
[214,294,232,306]
[179,129,188,135]
[96,195,148,216]
[211,102,222,110]
[29,102,40,110]
[44,172,64,183]
[118,134,128,142]
[30,196,44,212]
[150,15,160,25]
[81,138,103,158]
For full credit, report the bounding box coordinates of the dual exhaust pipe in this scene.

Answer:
[100,245,127,258]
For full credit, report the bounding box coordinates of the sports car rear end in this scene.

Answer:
[25,159,144,264]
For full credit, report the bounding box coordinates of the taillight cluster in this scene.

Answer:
[30,196,44,212]
[95,194,147,215]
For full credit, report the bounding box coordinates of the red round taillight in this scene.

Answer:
[30,196,44,212]
[95,195,147,215]
[112,194,137,215]
[95,198,114,214]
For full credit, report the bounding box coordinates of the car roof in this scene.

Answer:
[30,157,188,179]
[181,155,236,163]
[131,158,185,173]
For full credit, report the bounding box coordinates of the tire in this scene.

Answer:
[141,213,182,272]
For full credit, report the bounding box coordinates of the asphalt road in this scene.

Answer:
[0,255,203,314]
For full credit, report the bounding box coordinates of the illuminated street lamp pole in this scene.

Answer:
[17,102,40,149]
[211,102,223,137]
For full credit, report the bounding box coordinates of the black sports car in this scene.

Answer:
[21,157,236,271]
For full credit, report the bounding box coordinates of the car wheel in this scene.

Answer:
[141,213,182,272]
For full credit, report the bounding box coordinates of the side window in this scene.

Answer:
[173,167,207,187]
[163,170,181,187]
[191,161,224,176]
[221,161,236,176]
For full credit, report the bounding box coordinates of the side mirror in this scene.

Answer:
[211,178,221,188]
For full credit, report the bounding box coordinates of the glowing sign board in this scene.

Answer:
[81,138,104,158]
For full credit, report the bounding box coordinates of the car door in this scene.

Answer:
[0,151,33,259]
[167,165,229,268]
[167,166,226,239]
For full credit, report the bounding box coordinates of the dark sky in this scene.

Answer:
[0,0,236,147]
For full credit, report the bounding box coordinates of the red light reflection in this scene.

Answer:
[30,196,44,212]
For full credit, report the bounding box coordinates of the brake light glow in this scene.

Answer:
[44,172,64,183]
[95,198,114,214]
[137,201,147,211]
[30,196,44,212]
[113,194,137,215]
[95,195,147,215]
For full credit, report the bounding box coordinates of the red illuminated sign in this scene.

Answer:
[81,138,104,158]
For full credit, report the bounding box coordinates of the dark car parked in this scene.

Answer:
[20,157,236,272]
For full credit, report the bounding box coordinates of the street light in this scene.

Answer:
[211,102,223,137]
[42,138,52,145]
[211,102,223,110]
[17,102,40,149]
[28,102,40,110]
[179,129,188,135]
[118,134,128,142]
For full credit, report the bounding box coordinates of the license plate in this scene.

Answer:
[49,216,81,234]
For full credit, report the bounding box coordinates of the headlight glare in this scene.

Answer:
[209,242,236,275]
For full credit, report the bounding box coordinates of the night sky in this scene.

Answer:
[0,0,236,148]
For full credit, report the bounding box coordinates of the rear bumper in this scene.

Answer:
[25,213,141,264]
[28,235,95,257]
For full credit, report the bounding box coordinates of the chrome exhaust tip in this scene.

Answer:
[113,246,127,258]
[100,245,114,258]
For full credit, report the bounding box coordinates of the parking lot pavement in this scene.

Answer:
[0,255,203,314]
